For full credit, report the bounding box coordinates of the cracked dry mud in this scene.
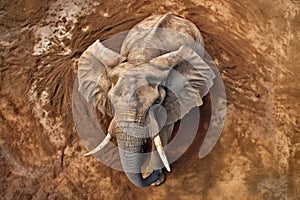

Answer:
[0,0,299,199]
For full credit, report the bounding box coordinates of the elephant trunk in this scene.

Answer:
[116,132,161,187]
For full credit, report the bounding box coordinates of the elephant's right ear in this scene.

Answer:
[78,40,126,113]
[150,45,215,125]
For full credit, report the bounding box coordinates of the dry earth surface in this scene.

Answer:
[0,0,299,199]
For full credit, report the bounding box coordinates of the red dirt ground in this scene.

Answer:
[1,0,299,199]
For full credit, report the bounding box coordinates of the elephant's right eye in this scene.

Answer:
[154,98,161,105]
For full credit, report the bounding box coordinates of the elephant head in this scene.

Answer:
[77,39,215,187]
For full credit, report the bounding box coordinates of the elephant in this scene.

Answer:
[77,13,216,187]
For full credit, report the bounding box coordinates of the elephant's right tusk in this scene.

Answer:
[84,133,112,156]
[153,135,171,172]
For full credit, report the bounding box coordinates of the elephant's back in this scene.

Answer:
[120,13,204,62]
[131,13,202,43]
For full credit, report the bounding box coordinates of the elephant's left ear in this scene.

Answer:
[78,40,126,107]
[150,45,215,124]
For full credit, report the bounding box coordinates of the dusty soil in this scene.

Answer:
[0,0,299,199]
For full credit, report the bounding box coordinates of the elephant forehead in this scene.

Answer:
[110,76,159,107]
[110,73,148,100]
[120,65,164,83]
[122,71,148,87]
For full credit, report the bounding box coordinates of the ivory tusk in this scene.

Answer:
[84,133,112,156]
[153,135,171,172]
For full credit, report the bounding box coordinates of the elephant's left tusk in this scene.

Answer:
[154,135,171,172]
[84,133,112,156]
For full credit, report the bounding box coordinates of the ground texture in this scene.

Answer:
[0,0,299,199]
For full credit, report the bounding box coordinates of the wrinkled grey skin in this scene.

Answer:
[78,13,215,187]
